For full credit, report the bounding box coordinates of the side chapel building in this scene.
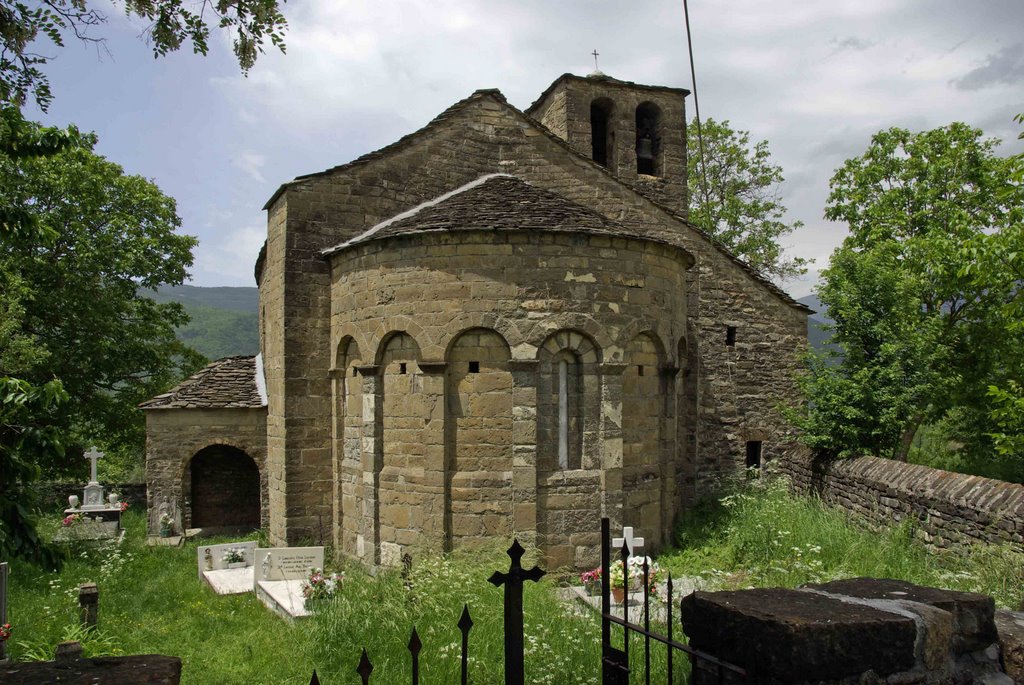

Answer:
[143,72,809,569]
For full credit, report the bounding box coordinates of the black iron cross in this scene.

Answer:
[489,540,545,685]
[592,49,600,71]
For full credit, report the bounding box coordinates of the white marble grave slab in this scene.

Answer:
[253,546,324,620]
[204,567,255,595]
[256,580,311,621]
[196,541,257,595]
[253,547,324,583]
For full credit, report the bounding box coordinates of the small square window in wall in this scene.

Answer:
[726,326,737,347]
[468,361,480,373]
[745,441,762,468]
[399,362,407,375]
[637,365,644,376]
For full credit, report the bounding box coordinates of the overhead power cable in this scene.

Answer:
[683,0,711,218]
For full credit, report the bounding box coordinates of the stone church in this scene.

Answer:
[143,72,809,569]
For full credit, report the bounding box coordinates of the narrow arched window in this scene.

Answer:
[558,358,569,469]
[635,102,661,176]
[554,351,583,470]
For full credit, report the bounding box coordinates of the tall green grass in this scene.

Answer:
[7,515,619,684]
[661,473,1024,609]
[7,480,1020,684]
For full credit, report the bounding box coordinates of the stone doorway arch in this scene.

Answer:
[187,444,261,530]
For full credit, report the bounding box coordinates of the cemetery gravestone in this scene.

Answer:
[81,447,105,510]
[56,447,124,543]
[612,526,645,556]
[196,541,258,595]
[253,547,324,621]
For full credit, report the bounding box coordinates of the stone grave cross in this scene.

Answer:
[84,446,103,485]
[81,446,106,510]
[612,526,645,557]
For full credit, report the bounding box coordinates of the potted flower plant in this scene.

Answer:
[61,513,82,528]
[608,555,660,603]
[222,547,247,569]
[580,566,602,595]
[301,567,345,611]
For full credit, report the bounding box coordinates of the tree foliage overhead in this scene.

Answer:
[792,122,1023,467]
[687,117,809,281]
[0,0,287,110]
[0,0,284,567]
[0,125,205,474]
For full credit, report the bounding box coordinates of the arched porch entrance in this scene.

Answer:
[187,444,260,530]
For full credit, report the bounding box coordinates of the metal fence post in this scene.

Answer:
[78,582,98,629]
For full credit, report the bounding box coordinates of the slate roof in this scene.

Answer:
[321,174,683,257]
[140,355,266,410]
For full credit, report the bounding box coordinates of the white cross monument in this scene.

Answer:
[81,446,106,510]
[612,526,645,557]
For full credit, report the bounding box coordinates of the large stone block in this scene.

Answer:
[995,609,1024,683]
[680,588,917,681]
[806,577,998,653]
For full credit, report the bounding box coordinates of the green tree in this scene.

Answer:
[793,122,1023,464]
[0,0,283,567]
[0,127,205,476]
[1,0,287,110]
[687,118,809,280]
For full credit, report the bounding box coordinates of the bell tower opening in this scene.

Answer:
[636,102,661,176]
[590,97,615,168]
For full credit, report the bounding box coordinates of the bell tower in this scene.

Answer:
[526,72,690,218]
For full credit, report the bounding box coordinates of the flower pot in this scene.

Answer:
[611,587,626,604]
[159,527,171,538]
[227,561,247,569]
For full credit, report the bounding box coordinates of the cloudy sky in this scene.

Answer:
[28,0,1024,298]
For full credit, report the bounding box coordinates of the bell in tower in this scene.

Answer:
[635,103,660,176]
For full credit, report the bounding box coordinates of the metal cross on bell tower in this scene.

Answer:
[592,49,600,71]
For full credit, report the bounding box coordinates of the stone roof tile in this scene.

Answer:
[140,355,265,410]
[322,174,679,256]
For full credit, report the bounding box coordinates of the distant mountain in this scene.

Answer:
[151,285,258,314]
[152,285,259,360]
[798,294,839,356]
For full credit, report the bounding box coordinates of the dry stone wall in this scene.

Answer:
[778,449,1024,551]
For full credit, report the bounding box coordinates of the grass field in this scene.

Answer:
[5,478,1022,683]
[5,513,608,684]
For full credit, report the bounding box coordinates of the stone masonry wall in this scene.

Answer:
[145,407,268,533]
[778,449,1024,551]
[527,75,689,218]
